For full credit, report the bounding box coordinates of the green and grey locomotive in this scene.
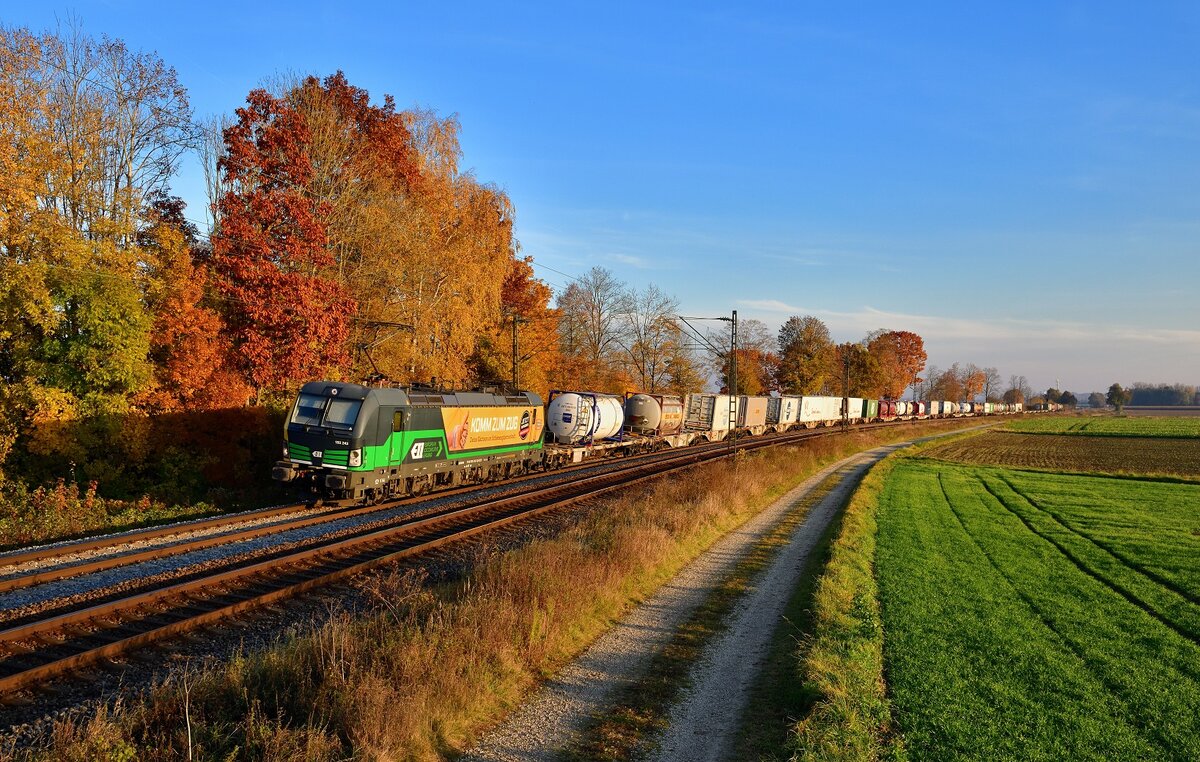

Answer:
[273,381,545,503]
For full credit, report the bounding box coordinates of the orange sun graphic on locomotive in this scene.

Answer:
[448,414,471,450]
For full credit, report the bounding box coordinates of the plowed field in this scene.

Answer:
[924,431,1200,476]
[1007,415,1200,438]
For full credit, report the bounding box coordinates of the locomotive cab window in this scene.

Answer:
[324,399,362,430]
[291,393,326,426]
[393,411,405,432]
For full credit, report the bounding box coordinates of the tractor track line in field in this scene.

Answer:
[932,472,1167,749]
[994,474,1200,608]
[977,478,1200,648]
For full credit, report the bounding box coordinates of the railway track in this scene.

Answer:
[0,430,764,593]
[0,419,934,698]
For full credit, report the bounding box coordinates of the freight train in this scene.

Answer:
[273,381,1035,504]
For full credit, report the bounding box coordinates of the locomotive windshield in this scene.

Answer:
[290,393,362,431]
[291,393,326,426]
[323,398,361,430]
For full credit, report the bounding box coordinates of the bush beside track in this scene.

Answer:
[2,419,980,761]
[0,408,288,550]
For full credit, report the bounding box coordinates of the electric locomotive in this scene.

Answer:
[273,381,544,503]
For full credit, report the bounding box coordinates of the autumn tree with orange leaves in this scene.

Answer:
[865,329,927,399]
[470,256,561,398]
[137,195,250,412]
[257,75,522,387]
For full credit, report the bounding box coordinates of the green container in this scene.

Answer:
[863,398,880,419]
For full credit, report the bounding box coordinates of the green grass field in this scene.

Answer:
[1006,415,1200,438]
[875,460,1200,760]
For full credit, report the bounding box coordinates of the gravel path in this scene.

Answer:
[460,444,903,762]
[646,444,904,762]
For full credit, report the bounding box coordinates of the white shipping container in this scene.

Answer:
[797,396,842,425]
[776,396,800,425]
[844,397,865,421]
[684,394,737,432]
[737,396,769,427]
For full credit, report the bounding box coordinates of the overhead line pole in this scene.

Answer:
[729,310,738,448]
[510,314,525,390]
[676,311,737,450]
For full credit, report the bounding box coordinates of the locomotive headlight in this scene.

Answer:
[282,444,289,458]
[348,448,362,467]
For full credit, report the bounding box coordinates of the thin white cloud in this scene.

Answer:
[738,298,811,314]
[735,301,1200,392]
[611,253,655,269]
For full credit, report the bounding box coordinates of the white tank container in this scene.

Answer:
[547,392,624,444]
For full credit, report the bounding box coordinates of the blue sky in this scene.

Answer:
[9,2,1200,393]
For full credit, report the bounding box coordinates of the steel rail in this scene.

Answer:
[0,434,766,594]
[0,425,841,594]
[0,431,737,574]
[0,417,963,696]
[0,501,315,569]
[0,431,765,694]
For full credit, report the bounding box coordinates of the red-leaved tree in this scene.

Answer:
[211,89,355,395]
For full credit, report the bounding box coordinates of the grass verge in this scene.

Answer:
[787,453,905,762]
[0,479,223,552]
[4,420,978,762]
